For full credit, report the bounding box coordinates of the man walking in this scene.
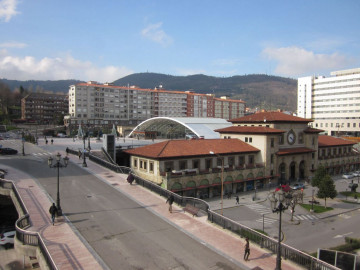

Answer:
[235,195,239,204]
[244,237,250,261]
[166,194,174,213]
[49,203,58,225]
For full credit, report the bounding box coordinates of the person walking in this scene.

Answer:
[244,237,250,261]
[127,173,134,185]
[51,139,54,144]
[66,147,69,156]
[49,203,58,225]
[166,194,174,213]
[235,195,239,204]
[78,149,81,159]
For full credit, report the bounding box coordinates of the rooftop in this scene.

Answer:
[230,111,312,124]
[318,135,355,147]
[215,126,285,134]
[125,138,260,159]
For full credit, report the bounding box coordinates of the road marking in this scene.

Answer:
[246,204,272,215]
[293,214,319,221]
[339,214,351,219]
[334,232,353,238]
[256,217,277,224]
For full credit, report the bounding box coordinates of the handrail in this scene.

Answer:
[0,178,58,270]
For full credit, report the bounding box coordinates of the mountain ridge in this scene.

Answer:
[1,72,297,111]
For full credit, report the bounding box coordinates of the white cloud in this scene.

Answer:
[262,46,354,77]
[0,41,27,48]
[0,0,19,22]
[0,53,134,82]
[141,22,173,47]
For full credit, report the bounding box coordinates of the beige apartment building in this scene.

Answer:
[298,67,360,136]
[64,81,245,134]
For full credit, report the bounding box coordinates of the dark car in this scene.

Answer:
[0,148,18,155]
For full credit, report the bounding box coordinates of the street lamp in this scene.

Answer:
[22,137,25,156]
[82,136,87,167]
[88,136,91,150]
[269,190,292,270]
[48,152,69,216]
[210,151,224,215]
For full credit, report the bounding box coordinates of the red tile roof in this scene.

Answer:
[276,147,315,156]
[124,139,260,159]
[304,127,324,133]
[318,135,355,147]
[215,126,285,134]
[230,111,312,124]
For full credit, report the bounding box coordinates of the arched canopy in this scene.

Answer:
[129,117,232,139]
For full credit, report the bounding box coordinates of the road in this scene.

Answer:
[0,140,243,270]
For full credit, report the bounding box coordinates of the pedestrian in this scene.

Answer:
[46,139,48,145]
[49,203,58,225]
[51,139,54,144]
[235,195,239,204]
[166,194,174,213]
[66,147,69,156]
[78,149,81,159]
[127,173,134,185]
[244,237,250,261]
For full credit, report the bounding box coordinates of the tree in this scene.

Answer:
[311,165,327,187]
[317,175,337,208]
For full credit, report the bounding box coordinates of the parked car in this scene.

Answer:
[275,184,291,192]
[352,171,360,177]
[342,173,355,179]
[0,148,18,155]
[0,230,15,248]
[291,183,305,190]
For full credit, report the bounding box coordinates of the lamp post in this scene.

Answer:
[22,137,25,156]
[82,136,87,167]
[210,151,224,215]
[48,152,69,216]
[88,136,91,150]
[270,190,292,270]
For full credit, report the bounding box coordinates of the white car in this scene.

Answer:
[342,173,355,179]
[352,171,360,177]
[0,230,15,248]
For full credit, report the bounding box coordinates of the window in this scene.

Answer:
[205,159,212,169]
[248,155,254,165]
[279,134,284,145]
[164,161,174,172]
[134,159,138,168]
[228,157,234,167]
[245,137,248,142]
[193,159,199,169]
[270,154,274,164]
[180,160,187,170]
[239,156,245,166]
[216,158,222,167]
[249,137,252,143]
[298,132,304,144]
[271,138,274,147]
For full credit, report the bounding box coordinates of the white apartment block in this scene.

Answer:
[65,82,245,129]
[298,68,360,136]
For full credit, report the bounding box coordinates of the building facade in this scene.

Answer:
[21,93,69,125]
[124,112,360,198]
[64,82,245,132]
[297,68,360,136]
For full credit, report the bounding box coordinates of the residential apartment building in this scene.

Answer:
[124,112,360,198]
[64,82,245,132]
[21,93,68,125]
[297,68,360,136]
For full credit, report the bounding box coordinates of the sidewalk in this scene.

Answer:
[1,151,302,270]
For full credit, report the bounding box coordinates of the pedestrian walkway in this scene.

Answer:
[293,214,319,221]
[1,164,105,270]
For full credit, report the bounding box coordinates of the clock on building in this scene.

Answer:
[287,130,296,145]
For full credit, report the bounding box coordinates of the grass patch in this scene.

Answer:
[253,229,268,236]
[340,191,360,197]
[341,200,360,204]
[300,203,333,213]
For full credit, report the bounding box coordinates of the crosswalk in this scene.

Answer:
[292,214,319,221]
[256,217,277,225]
[32,152,53,157]
[245,204,272,215]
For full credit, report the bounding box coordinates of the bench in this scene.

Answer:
[309,200,320,205]
[183,204,200,217]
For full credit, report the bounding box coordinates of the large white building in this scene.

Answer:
[297,68,360,136]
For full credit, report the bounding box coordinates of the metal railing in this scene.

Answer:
[65,150,341,270]
[0,178,58,270]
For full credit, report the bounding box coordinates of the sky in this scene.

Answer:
[0,0,359,82]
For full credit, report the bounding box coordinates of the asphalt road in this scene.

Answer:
[1,141,243,270]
